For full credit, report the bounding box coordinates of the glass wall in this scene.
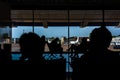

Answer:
[10,10,120,73]
[34,26,68,52]
[0,26,11,50]
[12,26,33,52]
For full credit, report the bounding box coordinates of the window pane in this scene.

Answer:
[12,26,33,52]
[0,26,11,49]
[34,26,68,52]
[107,26,120,51]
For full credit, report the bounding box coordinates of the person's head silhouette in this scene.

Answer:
[90,26,112,50]
[19,32,42,62]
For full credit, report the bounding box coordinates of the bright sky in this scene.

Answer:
[12,26,120,38]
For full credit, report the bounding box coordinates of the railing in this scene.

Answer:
[11,52,84,72]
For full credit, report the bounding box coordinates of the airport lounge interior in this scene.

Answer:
[0,0,120,80]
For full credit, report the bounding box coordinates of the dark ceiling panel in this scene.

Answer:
[4,0,120,10]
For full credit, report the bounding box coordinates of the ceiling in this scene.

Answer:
[1,0,120,10]
[1,1,120,26]
[10,10,120,26]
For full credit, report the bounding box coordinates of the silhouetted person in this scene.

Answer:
[68,44,76,53]
[74,25,120,80]
[69,38,89,80]
[19,33,28,62]
[0,44,12,64]
[47,37,63,59]
[77,37,89,53]
[0,44,3,63]
[47,38,56,58]
[41,35,47,53]
[69,38,89,58]
[76,38,88,57]
[19,32,44,64]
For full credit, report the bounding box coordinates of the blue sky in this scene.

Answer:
[12,26,120,38]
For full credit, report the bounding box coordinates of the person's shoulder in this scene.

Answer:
[107,50,120,56]
[107,50,120,65]
[108,49,119,53]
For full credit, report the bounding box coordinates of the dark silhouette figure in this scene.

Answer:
[68,44,78,58]
[68,37,89,58]
[75,37,89,58]
[19,33,28,62]
[78,37,89,53]
[55,38,63,58]
[19,32,44,64]
[47,37,63,59]
[81,25,118,65]
[0,44,12,64]
[41,35,47,53]
[71,25,120,80]
[17,33,66,80]
[47,38,56,58]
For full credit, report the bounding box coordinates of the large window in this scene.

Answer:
[10,10,120,73]
[34,26,68,52]
[0,26,11,49]
[12,26,33,52]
